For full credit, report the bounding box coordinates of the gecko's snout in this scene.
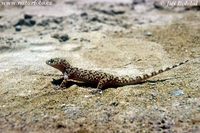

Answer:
[46,58,67,66]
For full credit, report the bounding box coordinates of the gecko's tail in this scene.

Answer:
[136,60,189,82]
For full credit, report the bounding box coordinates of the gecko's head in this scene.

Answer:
[46,58,71,73]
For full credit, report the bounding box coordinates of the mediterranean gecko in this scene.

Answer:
[46,58,188,90]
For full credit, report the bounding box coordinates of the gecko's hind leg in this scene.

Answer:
[97,79,107,90]
[92,78,110,94]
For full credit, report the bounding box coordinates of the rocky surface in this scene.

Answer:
[0,0,199,132]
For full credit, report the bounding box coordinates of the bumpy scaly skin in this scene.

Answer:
[46,58,189,90]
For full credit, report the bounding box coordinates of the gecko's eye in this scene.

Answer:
[49,59,54,64]
[46,59,55,65]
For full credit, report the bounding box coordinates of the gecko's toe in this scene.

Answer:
[53,85,61,90]
[53,85,66,90]
[90,89,103,95]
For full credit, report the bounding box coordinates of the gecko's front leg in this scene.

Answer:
[59,72,85,89]
[59,72,69,88]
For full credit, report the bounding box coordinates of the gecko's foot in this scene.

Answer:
[90,89,103,95]
[53,85,66,90]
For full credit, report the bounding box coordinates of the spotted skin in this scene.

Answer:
[46,58,189,90]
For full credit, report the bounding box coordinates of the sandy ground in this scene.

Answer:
[0,0,200,132]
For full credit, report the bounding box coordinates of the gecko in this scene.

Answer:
[46,58,189,90]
